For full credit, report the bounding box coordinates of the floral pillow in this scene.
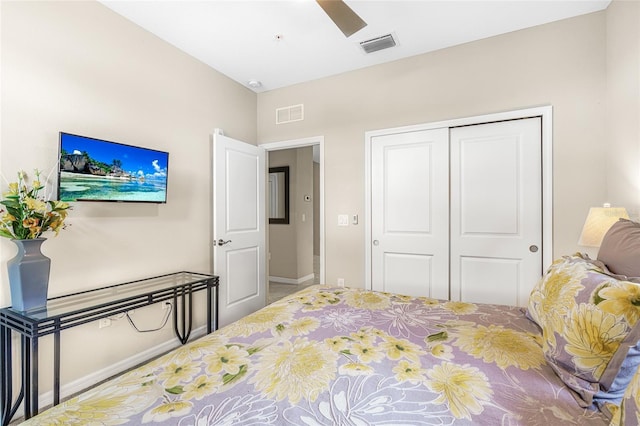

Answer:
[527,254,640,409]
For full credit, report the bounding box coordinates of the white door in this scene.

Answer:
[213,133,266,327]
[371,128,449,298]
[450,118,542,306]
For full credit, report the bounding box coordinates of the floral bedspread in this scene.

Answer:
[24,286,611,425]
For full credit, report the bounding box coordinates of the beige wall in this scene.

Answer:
[258,11,609,287]
[606,0,640,211]
[0,0,256,391]
[268,147,313,280]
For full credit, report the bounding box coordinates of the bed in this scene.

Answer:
[21,222,640,425]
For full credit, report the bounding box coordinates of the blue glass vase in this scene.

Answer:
[7,238,50,312]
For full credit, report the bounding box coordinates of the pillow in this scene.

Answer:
[527,254,640,409]
[598,219,640,279]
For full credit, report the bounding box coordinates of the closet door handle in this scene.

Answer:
[529,245,538,253]
[373,240,379,246]
[216,239,232,246]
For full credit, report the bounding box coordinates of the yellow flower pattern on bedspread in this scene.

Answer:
[24,286,613,425]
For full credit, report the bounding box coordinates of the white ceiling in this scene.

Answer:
[100,0,611,93]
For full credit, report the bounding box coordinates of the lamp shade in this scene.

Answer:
[578,206,629,247]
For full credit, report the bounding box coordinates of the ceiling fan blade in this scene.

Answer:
[316,0,367,37]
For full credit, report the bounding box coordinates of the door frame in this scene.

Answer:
[260,136,325,286]
[364,106,553,290]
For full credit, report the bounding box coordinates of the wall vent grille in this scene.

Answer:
[360,34,396,54]
[276,104,304,124]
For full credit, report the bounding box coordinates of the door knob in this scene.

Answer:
[217,239,232,246]
[529,245,538,253]
[373,240,379,246]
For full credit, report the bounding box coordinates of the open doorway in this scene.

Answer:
[261,137,324,304]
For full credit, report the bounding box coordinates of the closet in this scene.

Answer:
[368,116,543,306]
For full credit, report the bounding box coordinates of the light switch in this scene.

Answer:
[338,214,349,226]
[352,214,358,225]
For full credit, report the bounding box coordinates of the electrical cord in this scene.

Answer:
[125,303,172,333]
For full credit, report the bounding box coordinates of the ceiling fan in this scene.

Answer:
[316,0,367,37]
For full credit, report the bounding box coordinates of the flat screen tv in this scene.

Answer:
[58,132,169,203]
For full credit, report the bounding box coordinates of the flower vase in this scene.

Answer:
[7,238,50,312]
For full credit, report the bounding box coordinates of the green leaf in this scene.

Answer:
[426,331,449,342]
[0,230,14,239]
[222,364,248,385]
[165,385,184,395]
[247,346,263,356]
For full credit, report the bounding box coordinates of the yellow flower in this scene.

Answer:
[182,374,221,400]
[8,182,19,194]
[393,360,426,383]
[563,304,628,379]
[325,337,349,352]
[1,212,15,223]
[204,344,249,376]
[224,304,294,336]
[597,283,640,326]
[1,170,71,240]
[156,334,228,365]
[142,401,193,423]
[454,325,544,370]
[425,362,493,420]
[344,290,391,310]
[352,342,384,363]
[430,343,454,360]
[528,266,585,347]
[443,301,477,315]
[339,362,374,376]
[24,197,47,213]
[381,336,423,362]
[250,337,338,403]
[156,361,200,388]
[289,317,320,335]
[422,297,441,306]
[350,329,376,345]
[52,200,70,211]
[26,379,162,425]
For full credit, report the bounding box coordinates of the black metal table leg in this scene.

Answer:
[207,284,212,334]
[53,326,61,405]
[22,337,31,419]
[214,283,218,331]
[0,323,11,426]
[172,287,194,344]
[30,335,39,416]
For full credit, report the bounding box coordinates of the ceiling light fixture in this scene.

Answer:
[247,80,262,89]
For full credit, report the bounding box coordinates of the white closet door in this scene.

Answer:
[450,118,542,306]
[371,128,449,298]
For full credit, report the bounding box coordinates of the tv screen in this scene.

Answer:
[58,132,169,203]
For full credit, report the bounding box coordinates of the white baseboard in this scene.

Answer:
[269,273,315,285]
[17,325,207,418]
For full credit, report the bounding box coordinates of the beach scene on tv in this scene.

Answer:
[58,133,168,203]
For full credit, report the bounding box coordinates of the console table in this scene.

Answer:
[0,271,219,426]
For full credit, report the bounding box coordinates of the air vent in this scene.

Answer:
[276,104,304,125]
[360,34,396,54]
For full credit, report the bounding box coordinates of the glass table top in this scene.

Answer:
[3,271,216,321]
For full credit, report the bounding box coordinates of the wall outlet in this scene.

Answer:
[99,318,112,329]
[337,278,345,287]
